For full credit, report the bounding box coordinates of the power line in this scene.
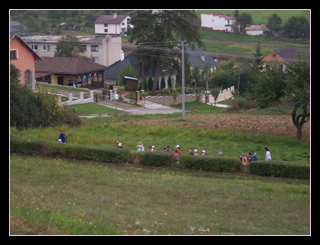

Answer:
[16,31,310,63]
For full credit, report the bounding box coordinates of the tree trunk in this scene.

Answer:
[291,105,310,140]
[152,59,161,96]
[140,59,145,91]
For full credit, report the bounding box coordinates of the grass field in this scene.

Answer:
[10,113,310,165]
[10,155,310,235]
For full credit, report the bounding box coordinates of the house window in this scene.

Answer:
[82,45,87,52]
[91,45,98,52]
[104,29,108,32]
[10,50,18,60]
[42,45,50,51]
[104,24,108,27]
[122,22,125,25]
[31,44,38,51]
[92,57,99,63]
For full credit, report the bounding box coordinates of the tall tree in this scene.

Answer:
[130,10,204,95]
[267,13,282,37]
[285,56,310,139]
[284,16,310,40]
[237,12,253,34]
[251,57,310,139]
[54,35,84,58]
[252,42,263,72]
[129,10,154,91]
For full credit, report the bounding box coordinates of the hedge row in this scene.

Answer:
[10,137,309,179]
[249,161,310,179]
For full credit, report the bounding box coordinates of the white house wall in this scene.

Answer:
[246,30,264,36]
[95,17,132,35]
[201,14,236,32]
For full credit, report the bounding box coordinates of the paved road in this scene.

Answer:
[51,88,228,116]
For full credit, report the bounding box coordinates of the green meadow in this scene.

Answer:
[10,155,310,235]
[10,113,310,165]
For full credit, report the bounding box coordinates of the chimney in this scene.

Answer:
[113,13,117,19]
[201,53,205,62]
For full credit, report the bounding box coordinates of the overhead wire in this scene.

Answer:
[16,30,310,62]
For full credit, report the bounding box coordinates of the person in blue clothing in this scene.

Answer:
[252,152,258,161]
[57,129,65,143]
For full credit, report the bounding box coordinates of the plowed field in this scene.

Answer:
[121,114,310,139]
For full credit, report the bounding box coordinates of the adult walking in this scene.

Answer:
[264,147,272,161]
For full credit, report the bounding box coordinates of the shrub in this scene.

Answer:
[249,161,309,179]
[10,65,80,129]
[10,137,309,179]
[136,152,175,167]
[179,155,239,172]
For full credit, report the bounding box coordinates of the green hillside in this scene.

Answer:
[197,10,310,24]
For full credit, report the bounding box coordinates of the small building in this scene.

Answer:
[10,32,42,90]
[35,57,107,90]
[94,13,133,35]
[245,24,269,36]
[201,12,237,32]
[124,76,138,90]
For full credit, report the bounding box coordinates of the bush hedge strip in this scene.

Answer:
[10,137,309,179]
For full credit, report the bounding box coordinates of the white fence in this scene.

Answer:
[58,91,94,106]
[203,86,235,104]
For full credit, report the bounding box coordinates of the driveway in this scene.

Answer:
[119,101,182,115]
[96,99,181,115]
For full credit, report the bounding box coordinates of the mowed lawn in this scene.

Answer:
[10,155,310,235]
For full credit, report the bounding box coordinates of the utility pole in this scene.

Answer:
[181,40,186,121]
[273,49,279,64]
[174,40,188,121]
[238,62,241,96]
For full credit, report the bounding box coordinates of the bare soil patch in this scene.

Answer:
[118,113,310,139]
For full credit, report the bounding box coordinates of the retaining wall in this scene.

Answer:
[143,86,234,106]
[58,91,94,106]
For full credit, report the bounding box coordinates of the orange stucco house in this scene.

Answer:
[10,32,42,90]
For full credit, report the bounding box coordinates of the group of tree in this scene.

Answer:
[11,10,136,33]
[267,13,310,39]
[129,10,204,96]
[10,64,81,130]
[230,11,310,39]
[246,47,310,139]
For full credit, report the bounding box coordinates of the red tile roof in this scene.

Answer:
[204,12,236,19]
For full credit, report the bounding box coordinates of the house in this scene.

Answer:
[35,57,107,90]
[94,13,133,35]
[104,52,177,89]
[262,48,300,64]
[21,34,122,67]
[60,23,77,30]
[10,20,29,36]
[245,24,269,36]
[201,12,237,32]
[10,32,42,91]
[261,48,301,71]
[186,46,219,72]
